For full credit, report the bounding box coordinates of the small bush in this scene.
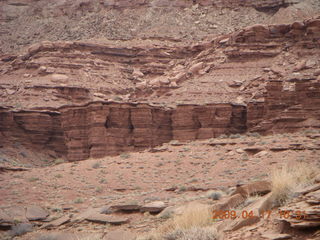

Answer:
[74,198,84,204]
[138,203,220,240]
[120,153,130,159]
[164,227,220,240]
[54,158,65,165]
[92,162,101,169]
[9,223,33,236]
[28,177,39,182]
[208,191,222,201]
[270,162,318,206]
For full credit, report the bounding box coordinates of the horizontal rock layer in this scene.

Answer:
[0,103,246,161]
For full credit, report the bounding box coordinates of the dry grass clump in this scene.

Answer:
[270,162,318,206]
[164,227,220,240]
[137,203,221,240]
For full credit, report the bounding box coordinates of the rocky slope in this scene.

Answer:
[1,16,320,161]
[1,0,320,54]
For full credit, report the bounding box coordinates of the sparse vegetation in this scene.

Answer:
[28,177,39,182]
[138,203,220,240]
[54,158,65,165]
[120,153,131,159]
[207,191,222,201]
[74,197,84,204]
[270,162,318,206]
[92,162,101,169]
[9,223,32,237]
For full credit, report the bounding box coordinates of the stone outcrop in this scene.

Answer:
[279,184,320,229]
[1,18,320,161]
[0,102,246,161]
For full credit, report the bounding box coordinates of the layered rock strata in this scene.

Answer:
[0,103,246,161]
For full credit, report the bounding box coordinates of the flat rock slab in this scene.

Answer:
[86,214,129,225]
[111,203,140,211]
[70,207,101,223]
[26,205,49,221]
[262,233,292,240]
[41,215,70,229]
[141,201,166,213]
[1,206,28,224]
[232,180,271,197]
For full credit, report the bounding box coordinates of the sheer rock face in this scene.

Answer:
[0,103,246,161]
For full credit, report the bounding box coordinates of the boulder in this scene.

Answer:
[132,68,144,78]
[213,193,245,211]
[26,206,49,221]
[111,201,141,211]
[222,193,273,231]
[293,60,307,72]
[189,62,204,74]
[232,181,271,197]
[41,215,70,229]
[141,201,166,213]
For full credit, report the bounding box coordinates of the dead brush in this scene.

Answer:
[270,161,318,206]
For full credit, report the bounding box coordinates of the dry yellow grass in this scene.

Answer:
[137,203,221,240]
[270,161,318,206]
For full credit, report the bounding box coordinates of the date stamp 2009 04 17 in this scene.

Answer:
[212,210,307,220]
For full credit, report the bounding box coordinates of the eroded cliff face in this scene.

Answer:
[0,18,319,162]
[0,103,246,161]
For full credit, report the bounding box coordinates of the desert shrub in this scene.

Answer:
[137,203,220,240]
[92,162,101,169]
[270,162,317,206]
[9,223,32,236]
[164,227,220,240]
[207,191,222,201]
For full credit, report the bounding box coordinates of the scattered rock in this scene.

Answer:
[262,233,292,240]
[223,193,273,231]
[26,206,49,221]
[70,208,101,223]
[85,214,129,225]
[169,81,178,87]
[293,60,306,72]
[111,202,141,211]
[93,92,106,98]
[213,193,245,211]
[314,69,320,76]
[41,215,70,229]
[132,68,144,78]
[51,74,69,82]
[305,59,317,68]
[279,187,320,229]
[6,89,15,95]
[232,181,271,197]
[141,201,166,213]
[255,150,268,157]
[189,62,204,74]
[1,206,28,223]
[136,80,147,89]
[219,38,229,44]
[9,223,33,237]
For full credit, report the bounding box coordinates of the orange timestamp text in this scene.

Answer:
[212,210,307,220]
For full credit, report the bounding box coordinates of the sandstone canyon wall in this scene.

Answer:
[0,17,319,162]
[0,103,246,161]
